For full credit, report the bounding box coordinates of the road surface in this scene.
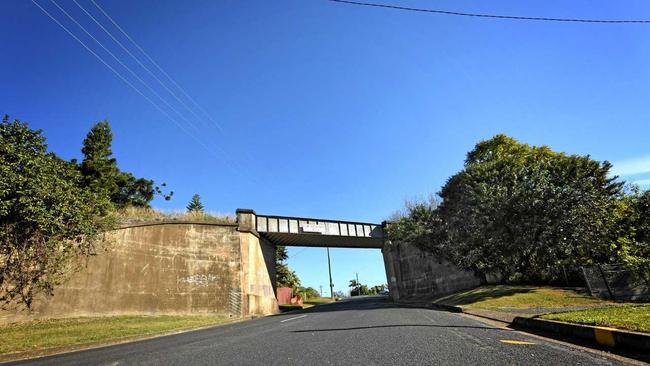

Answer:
[6,296,635,365]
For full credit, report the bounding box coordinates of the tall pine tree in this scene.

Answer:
[80,121,172,207]
[186,194,204,212]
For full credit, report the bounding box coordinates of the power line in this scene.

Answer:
[48,0,206,139]
[88,0,225,132]
[82,0,262,184]
[328,0,650,24]
[30,0,237,172]
[71,0,219,134]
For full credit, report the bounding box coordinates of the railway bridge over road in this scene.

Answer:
[235,209,483,305]
[0,209,484,323]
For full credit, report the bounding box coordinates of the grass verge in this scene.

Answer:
[540,305,650,333]
[0,315,231,355]
[434,285,612,310]
[303,297,336,307]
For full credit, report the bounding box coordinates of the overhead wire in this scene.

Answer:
[71,0,219,134]
[48,0,209,140]
[88,0,226,133]
[30,0,240,173]
[83,0,259,183]
[328,0,650,24]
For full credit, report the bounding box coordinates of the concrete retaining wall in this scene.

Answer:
[0,222,278,324]
[383,242,483,300]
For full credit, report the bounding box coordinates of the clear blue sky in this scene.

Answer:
[2,0,650,295]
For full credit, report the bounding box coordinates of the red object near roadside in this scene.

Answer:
[277,287,293,304]
[290,295,303,305]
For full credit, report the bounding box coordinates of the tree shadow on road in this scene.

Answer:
[291,324,503,333]
[432,285,535,306]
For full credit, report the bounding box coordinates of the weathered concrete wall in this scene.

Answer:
[383,242,483,300]
[238,232,278,316]
[1,222,279,324]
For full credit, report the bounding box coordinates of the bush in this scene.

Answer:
[0,116,114,309]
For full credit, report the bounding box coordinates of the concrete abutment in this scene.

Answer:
[0,209,484,323]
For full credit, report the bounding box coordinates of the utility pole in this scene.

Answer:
[319,285,323,297]
[355,272,359,296]
[327,247,334,299]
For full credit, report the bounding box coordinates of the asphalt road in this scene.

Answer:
[7,296,635,366]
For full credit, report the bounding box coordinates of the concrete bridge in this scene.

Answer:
[235,208,482,306]
[236,209,385,249]
[1,209,484,323]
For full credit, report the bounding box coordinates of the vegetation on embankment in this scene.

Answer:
[387,135,650,284]
[0,315,232,355]
[116,206,234,225]
[434,285,613,310]
[540,305,650,333]
[1,117,232,310]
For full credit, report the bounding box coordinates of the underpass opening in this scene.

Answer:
[236,209,390,300]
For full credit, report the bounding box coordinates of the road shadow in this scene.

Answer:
[432,286,535,306]
[291,324,503,333]
[270,296,401,316]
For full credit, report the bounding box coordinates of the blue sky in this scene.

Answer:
[2,0,650,295]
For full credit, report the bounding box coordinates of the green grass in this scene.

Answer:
[540,305,650,333]
[434,285,612,310]
[0,315,231,355]
[303,297,336,307]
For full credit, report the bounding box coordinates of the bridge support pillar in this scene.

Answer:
[382,240,401,301]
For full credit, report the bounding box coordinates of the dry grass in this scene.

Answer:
[115,207,235,225]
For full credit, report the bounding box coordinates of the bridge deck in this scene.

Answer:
[255,214,385,248]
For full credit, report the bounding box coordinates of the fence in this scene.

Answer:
[582,264,650,301]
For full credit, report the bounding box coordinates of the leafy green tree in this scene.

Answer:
[386,196,445,254]
[370,284,387,294]
[438,134,624,282]
[275,245,300,288]
[186,194,204,213]
[80,121,119,198]
[275,245,288,263]
[276,264,301,288]
[0,116,113,309]
[349,279,372,296]
[611,188,650,278]
[80,121,172,208]
[296,286,320,299]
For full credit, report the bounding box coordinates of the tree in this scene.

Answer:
[276,264,301,288]
[611,188,650,279]
[370,284,387,294]
[438,134,624,282]
[79,121,172,208]
[79,121,119,199]
[386,196,445,254]
[0,116,113,309]
[296,286,320,299]
[186,194,204,213]
[349,279,372,296]
[275,245,288,262]
[275,245,300,288]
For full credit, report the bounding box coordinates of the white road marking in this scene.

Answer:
[280,315,308,323]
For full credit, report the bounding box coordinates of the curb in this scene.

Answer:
[398,300,650,353]
[429,303,463,313]
[511,317,650,352]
